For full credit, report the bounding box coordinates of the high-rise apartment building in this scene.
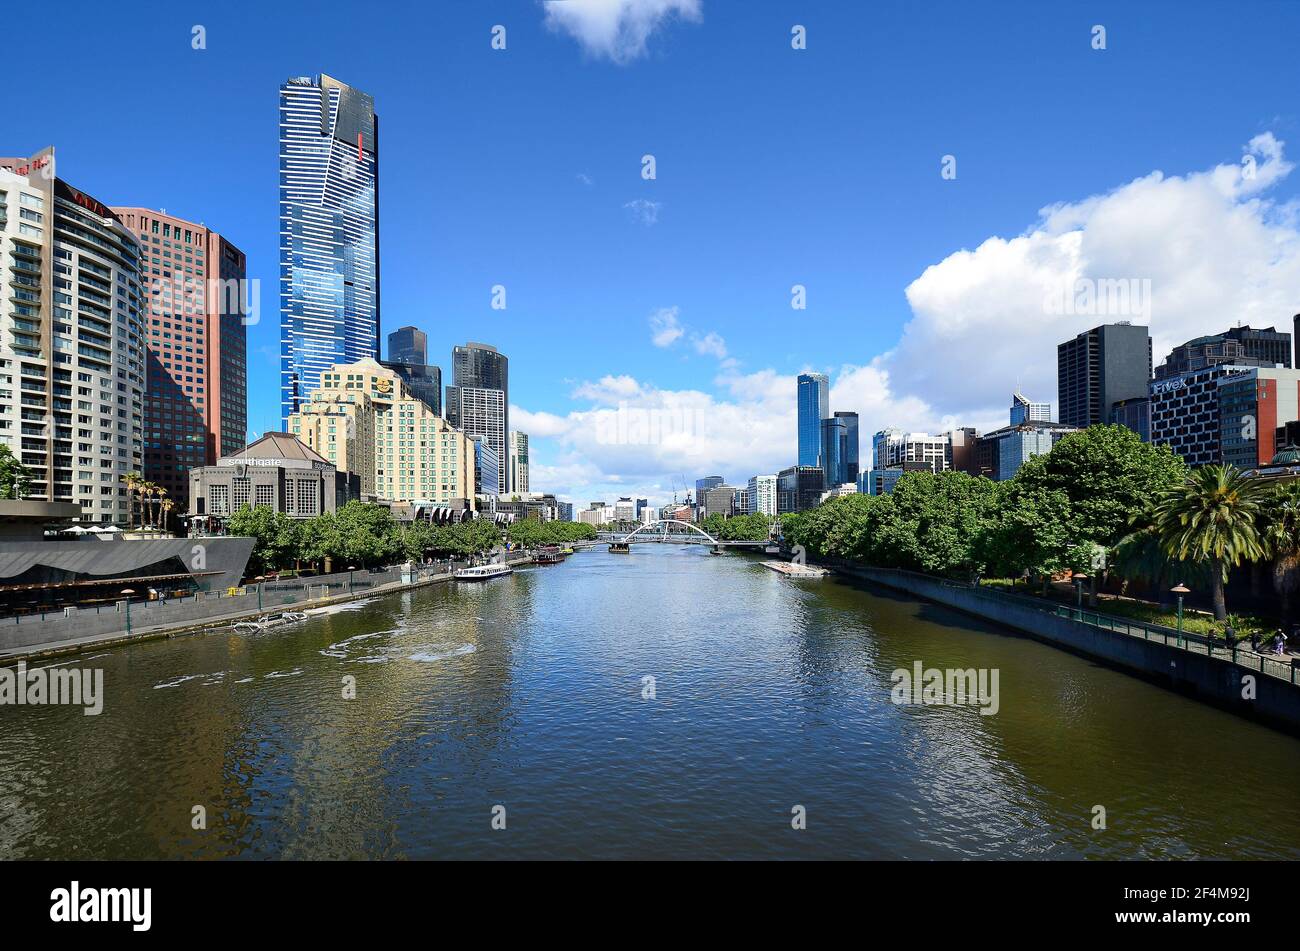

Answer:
[508,430,529,493]
[113,207,247,512]
[747,474,777,516]
[289,358,476,507]
[797,373,829,467]
[1057,323,1152,429]
[380,325,440,415]
[0,149,145,524]
[279,74,380,424]
[446,342,508,493]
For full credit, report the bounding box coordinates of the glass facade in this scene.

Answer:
[797,373,828,467]
[834,411,859,483]
[279,74,380,425]
[820,415,846,486]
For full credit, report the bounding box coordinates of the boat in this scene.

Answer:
[232,611,309,632]
[764,544,781,554]
[534,546,565,565]
[709,548,722,556]
[455,563,514,580]
[608,542,631,553]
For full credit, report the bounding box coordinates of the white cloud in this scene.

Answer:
[623,198,661,225]
[691,331,728,359]
[649,306,684,347]
[887,132,1300,419]
[541,0,702,64]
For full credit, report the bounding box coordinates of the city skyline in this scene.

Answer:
[15,1,1300,508]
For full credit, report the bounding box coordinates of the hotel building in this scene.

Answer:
[279,74,380,424]
[289,358,476,508]
[0,149,145,524]
[113,207,247,512]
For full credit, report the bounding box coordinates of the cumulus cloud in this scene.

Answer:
[887,132,1300,419]
[623,198,661,225]
[649,307,684,347]
[541,0,702,64]
[691,331,728,359]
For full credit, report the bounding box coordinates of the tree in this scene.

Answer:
[227,505,301,575]
[1260,481,1300,625]
[978,482,1085,591]
[122,471,142,528]
[0,445,32,500]
[1153,465,1268,620]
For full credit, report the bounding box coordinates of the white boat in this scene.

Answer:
[455,563,513,581]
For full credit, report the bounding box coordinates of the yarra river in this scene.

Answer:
[2,544,1300,860]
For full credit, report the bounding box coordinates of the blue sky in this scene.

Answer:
[22,0,1300,504]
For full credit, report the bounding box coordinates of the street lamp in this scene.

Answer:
[1073,573,1088,618]
[121,588,136,634]
[256,575,265,611]
[347,566,356,594]
[1171,583,1190,647]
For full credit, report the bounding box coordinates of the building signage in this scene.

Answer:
[1151,378,1186,395]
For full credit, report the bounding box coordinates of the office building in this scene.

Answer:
[1110,397,1151,441]
[557,500,574,522]
[777,465,825,513]
[494,492,561,522]
[820,415,847,486]
[279,74,380,424]
[1057,323,1152,429]
[381,326,440,415]
[472,435,499,496]
[1010,391,1050,425]
[949,427,981,475]
[0,149,145,524]
[614,497,637,522]
[508,430,529,493]
[1218,368,1300,469]
[835,411,860,483]
[972,422,1078,481]
[695,475,724,497]
[387,325,425,366]
[113,207,248,513]
[635,497,648,520]
[1155,325,1291,381]
[797,372,829,467]
[702,484,740,519]
[289,358,476,507]
[446,342,508,492]
[872,429,950,472]
[1149,365,1253,467]
[188,432,357,528]
[747,474,777,516]
[638,505,659,524]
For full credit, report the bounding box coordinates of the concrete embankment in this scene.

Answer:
[839,563,1300,736]
[0,552,536,664]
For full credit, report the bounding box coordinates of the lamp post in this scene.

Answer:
[256,576,265,611]
[347,566,356,594]
[1171,583,1190,647]
[121,588,136,634]
[1073,573,1088,619]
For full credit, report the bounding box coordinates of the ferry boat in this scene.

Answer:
[608,542,631,553]
[455,563,514,581]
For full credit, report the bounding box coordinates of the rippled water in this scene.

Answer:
[2,544,1298,859]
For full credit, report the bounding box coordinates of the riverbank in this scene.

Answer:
[840,563,1300,736]
[0,551,537,665]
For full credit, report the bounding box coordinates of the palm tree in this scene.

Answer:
[122,472,142,529]
[141,481,158,529]
[154,486,169,532]
[160,497,175,534]
[1261,481,1300,625]
[1153,465,1268,620]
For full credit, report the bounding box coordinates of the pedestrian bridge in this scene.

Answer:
[598,519,772,548]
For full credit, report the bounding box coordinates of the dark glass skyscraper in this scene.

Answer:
[820,415,847,486]
[446,342,508,493]
[1057,323,1151,429]
[797,373,829,467]
[835,411,860,483]
[381,325,441,415]
[279,74,380,425]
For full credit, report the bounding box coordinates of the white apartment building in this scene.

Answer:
[0,150,145,524]
[747,474,777,516]
[872,428,951,472]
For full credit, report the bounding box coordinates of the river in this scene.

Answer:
[2,544,1298,859]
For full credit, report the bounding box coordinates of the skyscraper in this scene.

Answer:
[446,342,508,493]
[279,74,380,424]
[1057,323,1151,429]
[508,430,529,493]
[820,415,847,486]
[387,325,425,366]
[381,325,440,415]
[113,207,248,512]
[1010,390,1051,426]
[834,410,859,483]
[0,149,145,524]
[797,373,829,467]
